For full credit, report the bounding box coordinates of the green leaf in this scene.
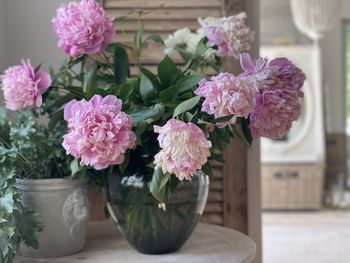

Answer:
[117,83,134,100]
[232,123,248,147]
[119,150,130,174]
[15,208,43,249]
[213,114,235,123]
[144,34,164,45]
[149,168,171,203]
[209,152,225,163]
[178,48,193,62]
[201,162,213,178]
[34,63,42,72]
[159,74,202,102]
[127,104,165,127]
[195,37,207,58]
[159,84,178,102]
[140,73,157,104]
[49,93,76,111]
[61,86,85,98]
[173,96,201,118]
[140,67,161,90]
[158,56,180,88]
[135,121,148,145]
[241,117,253,146]
[83,63,98,98]
[0,169,42,260]
[177,74,203,94]
[70,159,80,177]
[0,193,14,213]
[48,109,63,130]
[0,107,7,125]
[145,104,165,124]
[113,45,130,84]
[106,43,126,52]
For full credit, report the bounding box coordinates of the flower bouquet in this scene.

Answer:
[1,0,305,255]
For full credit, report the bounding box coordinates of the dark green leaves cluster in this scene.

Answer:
[0,170,42,263]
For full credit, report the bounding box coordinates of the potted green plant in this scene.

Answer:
[0,86,90,258]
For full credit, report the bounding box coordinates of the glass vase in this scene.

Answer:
[105,171,209,254]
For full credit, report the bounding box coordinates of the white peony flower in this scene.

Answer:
[164,28,217,61]
[164,28,192,56]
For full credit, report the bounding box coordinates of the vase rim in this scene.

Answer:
[16,178,88,191]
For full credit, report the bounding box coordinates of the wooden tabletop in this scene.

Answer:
[15,221,256,263]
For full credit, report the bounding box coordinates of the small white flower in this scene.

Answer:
[121,175,144,189]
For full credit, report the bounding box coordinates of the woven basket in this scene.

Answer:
[262,164,324,210]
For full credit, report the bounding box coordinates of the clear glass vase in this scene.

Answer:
[105,171,209,254]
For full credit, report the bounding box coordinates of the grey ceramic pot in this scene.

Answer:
[16,178,90,258]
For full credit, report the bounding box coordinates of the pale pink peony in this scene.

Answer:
[240,53,305,92]
[52,0,115,57]
[195,72,257,126]
[199,13,254,58]
[62,95,136,170]
[240,53,281,90]
[0,59,51,110]
[250,89,301,139]
[154,119,211,181]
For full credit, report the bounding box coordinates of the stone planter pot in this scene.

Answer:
[16,178,90,258]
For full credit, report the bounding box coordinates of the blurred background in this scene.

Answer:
[1,0,350,263]
[260,1,350,263]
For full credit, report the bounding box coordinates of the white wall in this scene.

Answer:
[260,0,311,45]
[0,0,8,70]
[4,0,70,71]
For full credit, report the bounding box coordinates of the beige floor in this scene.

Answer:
[263,210,350,263]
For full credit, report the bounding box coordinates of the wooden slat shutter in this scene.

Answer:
[102,0,222,72]
[101,0,250,232]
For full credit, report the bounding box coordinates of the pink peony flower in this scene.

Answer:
[195,72,257,126]
[250,89,301,139]
[240,52,281,90]
[0,59,51,110]
[240,53,305,92]
[62,95,136,170]
[52,0,115,57]
[270,57,306,92]
[154,119,211,181]
[199,13,254,58]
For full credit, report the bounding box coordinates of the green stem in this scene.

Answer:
[134,11,144,76]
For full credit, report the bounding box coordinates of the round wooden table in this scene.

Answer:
[15,221,256,263]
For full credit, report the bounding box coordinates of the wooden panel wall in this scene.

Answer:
[101,0,249,233]
[102,0,222,73]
